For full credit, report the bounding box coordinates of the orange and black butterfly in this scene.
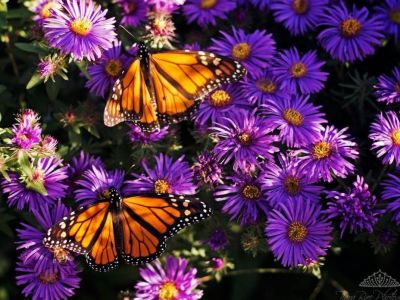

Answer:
[43,188,211,272]
[104,42,247,131]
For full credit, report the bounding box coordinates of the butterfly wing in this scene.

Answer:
[150,50,247,124]
[43,201,119,272]
[119,194,211,265]
[104,58,159,131]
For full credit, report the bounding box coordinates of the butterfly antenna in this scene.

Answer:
[119,25,139,43]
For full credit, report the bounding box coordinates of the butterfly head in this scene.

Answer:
[101,187,122,206]
[138,42,149,60]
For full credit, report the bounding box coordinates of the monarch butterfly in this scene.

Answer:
[104,42,247,131]
[43,188,211,272]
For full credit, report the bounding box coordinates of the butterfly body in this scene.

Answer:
[43,188,211,272]
[104,44,247,131]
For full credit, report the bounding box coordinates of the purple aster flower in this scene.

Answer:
[183,0,236,27]
[74,164,125,206]
[325,176,382,237]
[239,69,288,105]
[273,48,328,95]
[1,157,68,211]
[206,229,229,251]
[214,172,271,225]
[374,67,400,104]
[192,152,223,188]
[147,0,184,13]
[128,124,169,144]
[382,173,400,224]
[295,126,359,182]
[30,0,62,25]
[375,0,400,42]
[210,27,276,75]
[38,135,58,154]
[115,0,148,27]
[211,110,278,171]
[317,2,384,62]
[43,0,117,61]
[261,94,327,147]
[86,41,129,97]
[265,199,333,267]
[16,201,74,272]
[16,257,81,300]
[11,122,42,150]
[124,153,197,195]
[261,154,324,207]
[37,54,68,82]
[270,0,328,36]
[183,42,201,50]
[67,150,104,182]
[134,256,203,300]
[369,111,400,167]
[194,83,251,127]
[16,109,41,127]
[249,0,270,9]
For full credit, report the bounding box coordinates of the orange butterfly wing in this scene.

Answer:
[119,194,211,265]
[150,50,246,123]
[44,201,119,272]
[103,49,246,131]
[104,59,158,130]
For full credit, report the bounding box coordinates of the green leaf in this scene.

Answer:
[45,79,60,101]
[75,61,90,79]
[26,179,47,195]
[0,0,8,12]
[85,125,100,138]
[6,8,32,19]
[26,73,43,89]
[15,42,48,54]
[17,150,32,178]
[0,85,6,94]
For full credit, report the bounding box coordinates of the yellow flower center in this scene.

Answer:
[288,221,308,243]
[283,108,304,126]
[104,59,123,77]
[231,43,251,61]
[154,179,171,194]
[31,169,45,185]
[128,3,136,13]
[41,2,59,19]
[256,78,277,94]
[200,0,217,9]
[292,0,309,15]
[39,271,58,284]
[70,18,92,36]
[283,176,301,195]
[209,89,231,107]
[312,141,331,160]
[237,132,252,146]
[340,18,362,38]
[291,62,307,78]
[241,184,261,200]
[159,282,179,300]
[390,8,400,24]
[50,246,70,263]
[391,129,400,146]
